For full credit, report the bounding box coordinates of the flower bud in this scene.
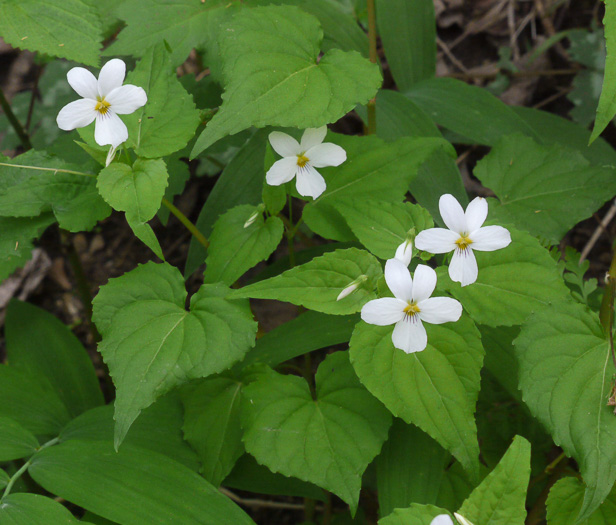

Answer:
[394,228,416,267]
[105,144,119,167]
[244,204,266,228]
[336,274,368,301]
[454,513,475,525]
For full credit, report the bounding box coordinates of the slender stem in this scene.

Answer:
[322,491,333,525]
[599,245,616,372]
[2,437,59,500]
[0,162,95,178]
[25,66,43,132]
[304,497,316,523]
[525,457,568,525]
[0,87,32,151]
[287,194,296,268]
[61,230,101,343]
[366,0,378,135]
[161,197,209,249]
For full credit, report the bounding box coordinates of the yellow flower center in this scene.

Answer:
[403,302,421,319]
[296,153,309,168]
[455,234,473,251]
[95,97,111,116]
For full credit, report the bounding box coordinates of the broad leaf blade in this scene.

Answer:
[241,352,392,512]
[0,493,82,525]
[0,416,39,461]
[191,5,381,157]
[547,477,616,525]
[349,317,483,480]
[515,301,616,521]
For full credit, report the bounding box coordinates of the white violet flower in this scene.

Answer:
[394,239,413,267]
[266,126,346,199]
[361,259,462,353]
[336,274,368,301]
[56,58,147,161]
[415,194,511,287]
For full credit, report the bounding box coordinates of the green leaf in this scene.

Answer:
[231,248,382,315]
[0,0,102,66]
[377,419,451,518]
[204,204,284,285]
[0,366,71,437]
[241,351,392,512]
[29,440,256,525]
[437,228,570,327]
[515,301,616,521]
[349,316,483,480]
[0,469,9,490]
[97,159,168,222]
[0,215,54,282]
[547,477,616,525]
[0,493,82,525]
[191,5,381,157]
[479,325,521,401]
[240,310,359,369]
[337,199,433,260]
[0,151,110,232]
[105,0,231,67]
[459,436,531,525]
[379,503,452,525]
[123,42,201,158]
[181,377,244,486]
[5,300,103,419]
[92,262,257,446]
[473,135,616,243]
[591,1,616,142]
[60,394,200,472]
[406,78,540,145]
[302,133,454,241]
[0,416,39,461]
[186,130,267,277]
[125,214,164,260]
[376,0,435,89]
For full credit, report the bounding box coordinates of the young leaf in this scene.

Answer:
[231,248,383,315]
[437,228,570,327]
[458,436,531,525]
[241,351,392,512]
[302,134,454,241]
[515,301,616,521]
[547,477,616,525]
[376,0,436,89]
[123,42,201,158]
[0,493,83,525]
[92,262,257,447]
[5,300,104,419]
[0,151,110,232]
[0,416,39,461]
[337,199,433,260]
[474,134,616,243]
[97,159,168,223]
[191,5,381,157]
[181,377,244,486]
[0,0,102,66]
[29,441,256,525]
[125,214,165,260]
[349,316,483,481]
[379,503,453,525]
[204,204,284,285]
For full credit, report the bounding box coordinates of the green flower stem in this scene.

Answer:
[161,197,209,249]
[366,0,378,135]
[287,194,296,268]
[0,87,32,151]
[1,437,59,501]
[0,162,95,177]
[599,245,616,372]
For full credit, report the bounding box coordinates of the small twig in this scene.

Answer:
[532,86,572,110]
[25,66,43,132]
[219,487,320,511]
[579,199,616,264]
[0,87,33,150]
[437,37,468,74]
[446,67,580,82]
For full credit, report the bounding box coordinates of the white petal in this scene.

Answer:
[295,165,326,199]
[305,143,347,168]
[411,264,437,302]
[418,297,462,324]
[56,99,97,130]
[471,225,511,252]
[98,59,126,97]
[431,516,454,525]
[266,157,298,186]
[269,131,300,157]
[66,67,98,99]
[300,126,327,151]
[94,112,128,146]
[384,258,413,302]
[449,248,478,287]
[361,298,405,326]
[392,317,428,353]
[465,196,488,232]
[105,144,119,167]
[415,228,459,254]
[394,241,413,267]
[439,194,467,233]
[106,85,147,114]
